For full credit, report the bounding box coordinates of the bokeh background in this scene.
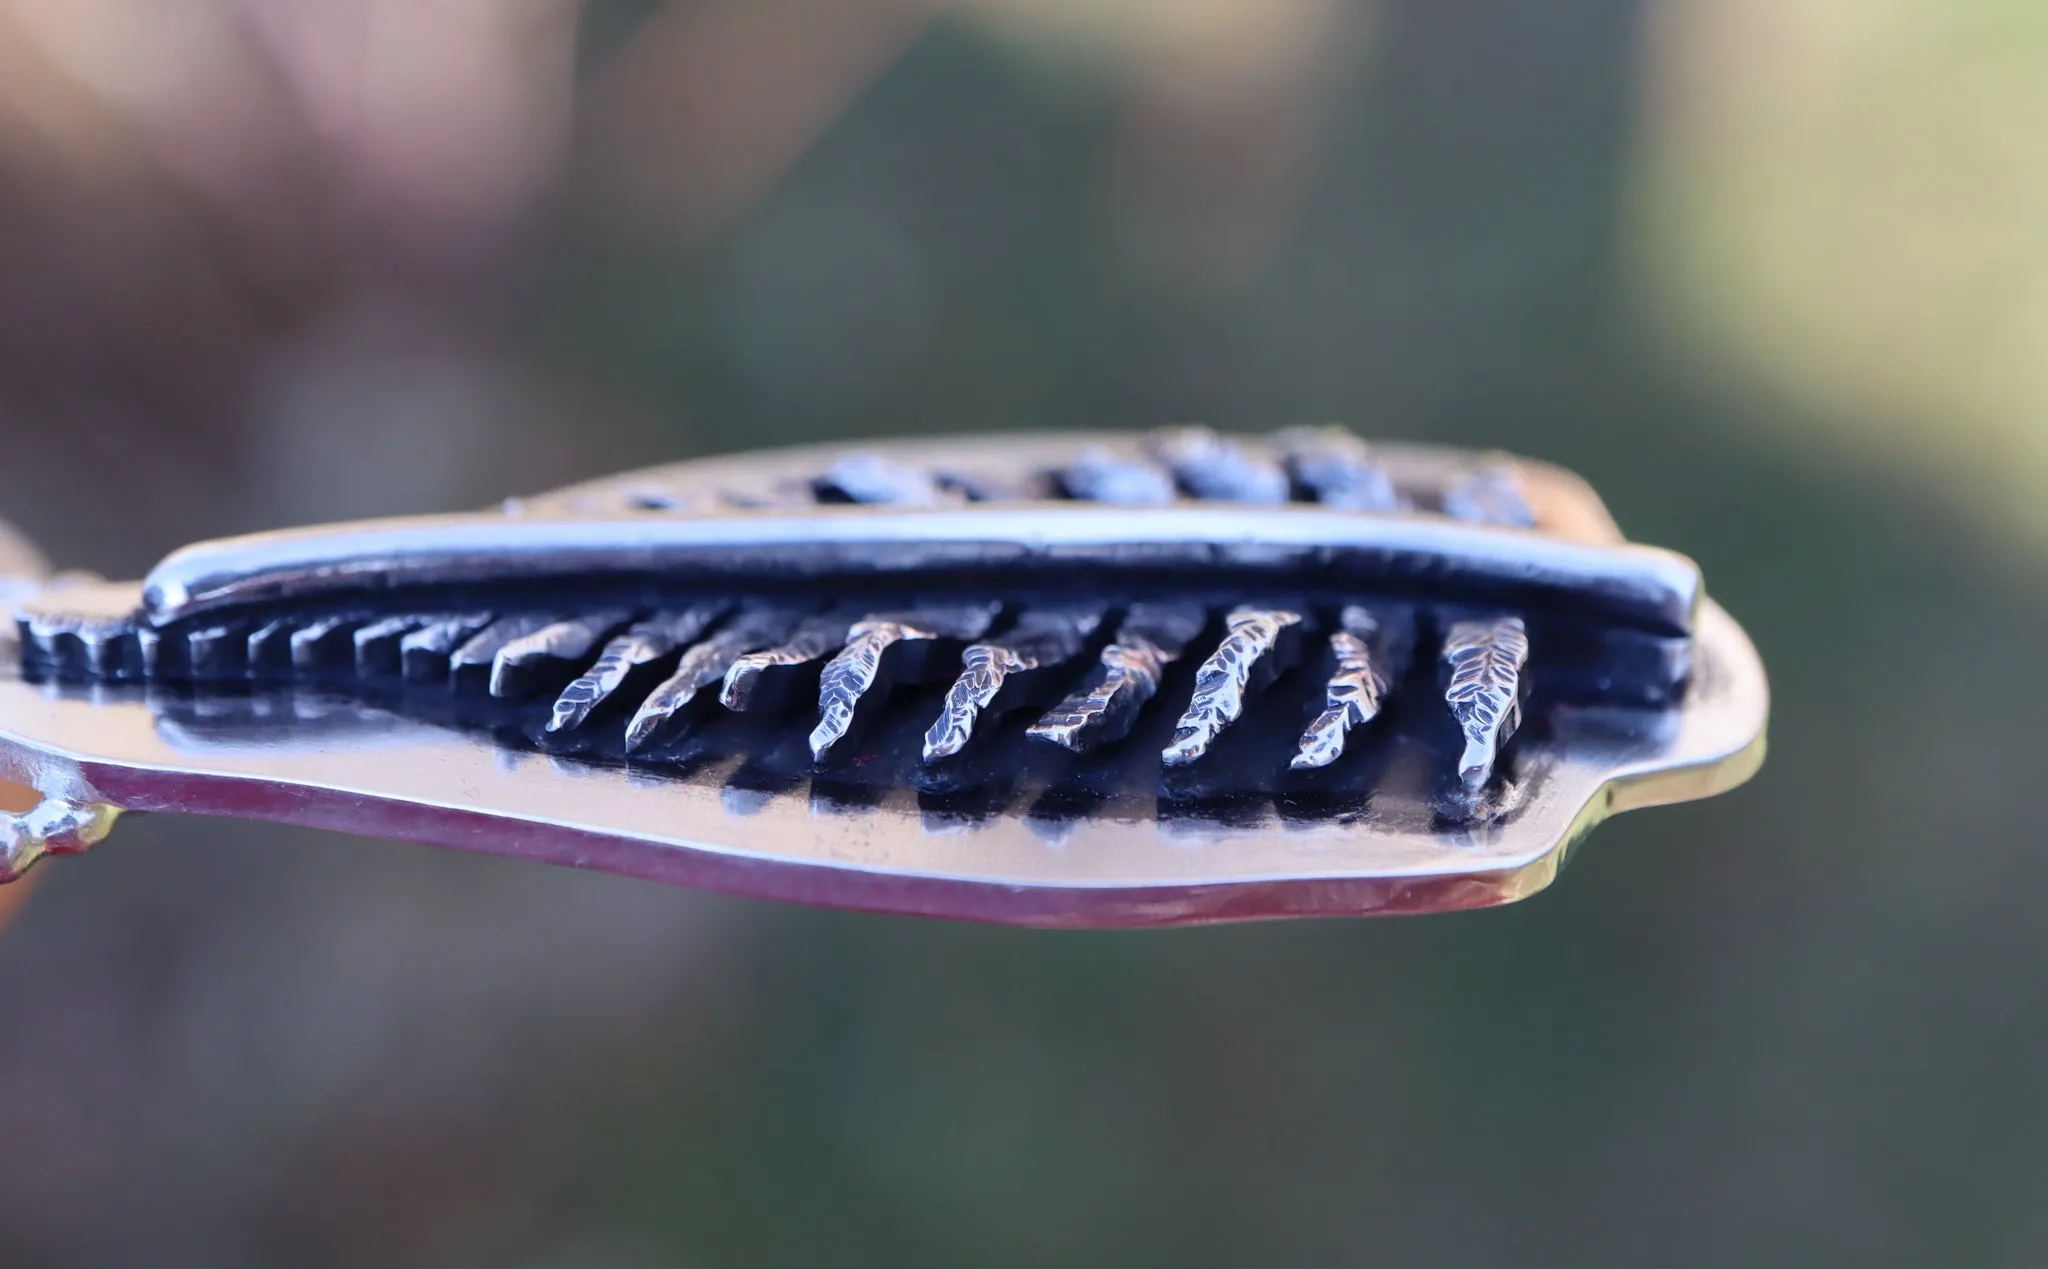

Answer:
[0,1,2041,1264]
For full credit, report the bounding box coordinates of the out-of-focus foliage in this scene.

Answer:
[0,2,2043,1266]
[1635,0,2048,543]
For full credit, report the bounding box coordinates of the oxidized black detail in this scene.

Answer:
[12,428,1699,825]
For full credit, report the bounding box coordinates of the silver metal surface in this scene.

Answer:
[137,505,1699,634]
[1027,602,1207,754]
[0,600,1765,922]
[0,429,1770,924]
[549,604,729,734]
[1057,446,1178,506]
[290,613,366,671]
[490,611,634,698]
[923,603,1108,762]
[22,608,132,677]
[353,615,424,677]
[1160,605,1305,766]
[818,452,962,507]
[449,614,553,675]
[624,604,805,750]
[1291,605,1413,771]
[1442,615,1531,790]
[810,603,1001,759]
[400,613,496,680]
[1442,464,1538,528]
[1277,427,1403,512]
[719,612,856,712]
[134,433,1696,635]
[1145,426,1291,504]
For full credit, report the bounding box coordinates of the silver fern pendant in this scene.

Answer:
[0,427,1767,925]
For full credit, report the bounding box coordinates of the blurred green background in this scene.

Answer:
[0,1,2043,1264]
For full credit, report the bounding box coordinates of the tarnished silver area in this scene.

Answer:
[287,613,355,671]
[624,604,808,750]
[353,614,425,676]
[247,617,295,674]
[1161,605,1306,766]
[187,623,250,677]
[0,598,1766,924]
[450,614,555,677]
[719,612,858,712]
[137,626,165,677]
[1443,464,1537,528]
[496,432,1612,541]
[1145,426,1291,503]
[932,466,1051,503]
[810,603,1002,759]
[1291,605,1415,770]
[1057,446,1177,506]
[817,452,960,507]
[20,606,135,677]
[1028,603,1208,754]
[0,431,1769,925]
[1442,615,1530,790]
[399,613,497,680]
[1278,426,1402,512]
[923,603,1109,762]
[548,603,730,734]
[490,611,635,699]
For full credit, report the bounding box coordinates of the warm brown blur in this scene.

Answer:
[0,3,2041,1266]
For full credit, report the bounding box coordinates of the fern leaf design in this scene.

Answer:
[810,603,999,759]
[547,603,730,734]
[1291,605,1414,770]
[1028,603,1207,753]
[1441,615,1529,790]
[922,603,1106,761]
[1161,605,1304,766]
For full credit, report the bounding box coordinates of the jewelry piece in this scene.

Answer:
[0,427,1766,926]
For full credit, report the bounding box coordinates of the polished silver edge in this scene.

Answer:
[140,505,1700,634]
